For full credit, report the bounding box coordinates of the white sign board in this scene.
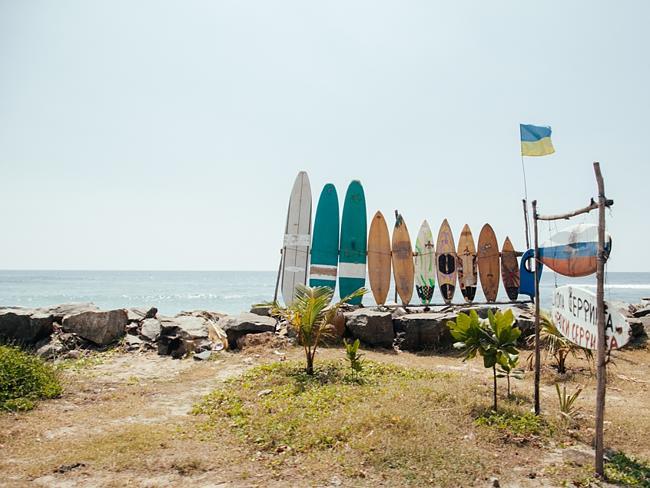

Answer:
[552,285,631,350]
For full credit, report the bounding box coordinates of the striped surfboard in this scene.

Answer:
[309,184,339,291]
[281,171,312,306]
[338,180,367,304]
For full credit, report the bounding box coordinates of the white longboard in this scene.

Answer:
[414,220,435,304]
[281,171,312,305]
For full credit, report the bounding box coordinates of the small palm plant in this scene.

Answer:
[343,338,364,376]
[556,383,583,425]
[448,309,521,411]
[274,285,365,375]
[527,311,593,374]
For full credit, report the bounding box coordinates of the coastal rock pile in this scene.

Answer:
[0,299,646,358]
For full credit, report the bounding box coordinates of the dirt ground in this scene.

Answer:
[1,343,649,487]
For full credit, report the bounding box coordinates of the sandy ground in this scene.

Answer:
[1,344,648,487]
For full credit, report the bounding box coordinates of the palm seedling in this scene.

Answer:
[273,285,365,375]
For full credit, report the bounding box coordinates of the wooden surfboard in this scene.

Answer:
[435,219,457,304]
[309,184,339,291]
[500,237,519,301]
[339,180,367,305]
[477,224,500,303]
[367,211,391,306]
[456,224,477,302]
[392,212,415,306]
[414,220,435,305]
[281,171,312,305]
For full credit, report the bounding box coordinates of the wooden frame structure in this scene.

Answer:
[531,162,613,476]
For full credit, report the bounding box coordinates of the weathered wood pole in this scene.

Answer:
[273,248,284,304]
[594,161,607,476]
[532,199,541,415]
[522,199,531,249]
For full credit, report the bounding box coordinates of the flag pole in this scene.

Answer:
[520,147,531,248]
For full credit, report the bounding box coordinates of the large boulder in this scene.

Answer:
[140,318,162,342]
[344,309,394,347]
[219,313,276,349]
[126,307,158,323]
[0,308,54,344]
[62,309,128,345]
[157,315,212,357]
[394,312,456,351]
[41,303,100,323]
[633,304,650,318]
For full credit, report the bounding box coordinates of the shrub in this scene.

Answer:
[0,345,62,411]
[447,309,521,411]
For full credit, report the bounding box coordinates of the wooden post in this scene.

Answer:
[522,199,531,249]
[594,161,607,477]
[272,248,284,304]
[532,200,541,415]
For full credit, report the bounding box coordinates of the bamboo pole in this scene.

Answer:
[594,161,607,477]
[522,199,531,249]
[532,200,541,415]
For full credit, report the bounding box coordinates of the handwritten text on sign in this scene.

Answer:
[551,285,630,350]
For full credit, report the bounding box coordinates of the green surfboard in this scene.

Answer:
[339,180,367,304]
[309,184,339,290]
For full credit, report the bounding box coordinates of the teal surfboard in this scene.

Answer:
[339,180,367,304]
[309,184,339,290]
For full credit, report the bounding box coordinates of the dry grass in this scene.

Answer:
[0,344,648,486]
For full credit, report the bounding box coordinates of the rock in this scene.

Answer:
[126,307,158,322]
[42,303,100,323]
[125,334,143,349]
[330,310,346,338]
[344,309,394,347]
[63,349,82,360]
[157,315,211,357]
[249,305,272,317]
[394,312,456,351]
[633,304,650,318]
[140,318,162,342]
[257,389,272,397]
[176,310,227,322]
[62,309,128,345]
[219,313,277,349]
[35,336,66,359]
[193,350,212,361]
[236,331,289,350]
[490,477,500,488]
[0,308,54,344]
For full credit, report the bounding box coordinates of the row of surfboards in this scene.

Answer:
[280,172,540,306]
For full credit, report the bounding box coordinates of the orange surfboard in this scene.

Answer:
[456,224,477,302]
[391,213,414,305]
[367,211,391,305]
[477,224,500,302]
[501,237,519,301]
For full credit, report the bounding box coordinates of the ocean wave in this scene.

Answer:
[560,284,650,290]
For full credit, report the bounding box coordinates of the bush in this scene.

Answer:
[0,345,62,411]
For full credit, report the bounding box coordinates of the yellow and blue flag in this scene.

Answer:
[520,124,555,157]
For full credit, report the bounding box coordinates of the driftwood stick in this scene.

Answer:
[594,161,608,477]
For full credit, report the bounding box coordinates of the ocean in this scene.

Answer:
[0,270,648,316]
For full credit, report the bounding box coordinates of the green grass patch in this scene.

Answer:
[0,345,62,411]
[606,452,650,487]
[475,410,547,440]
[193,359,439,452]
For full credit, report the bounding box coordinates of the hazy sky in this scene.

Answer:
[1,1,648,271]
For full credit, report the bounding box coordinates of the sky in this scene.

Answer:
[0,0,648,271]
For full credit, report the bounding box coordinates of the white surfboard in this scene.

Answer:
[281,172,312,305]
[414,220,435,305]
